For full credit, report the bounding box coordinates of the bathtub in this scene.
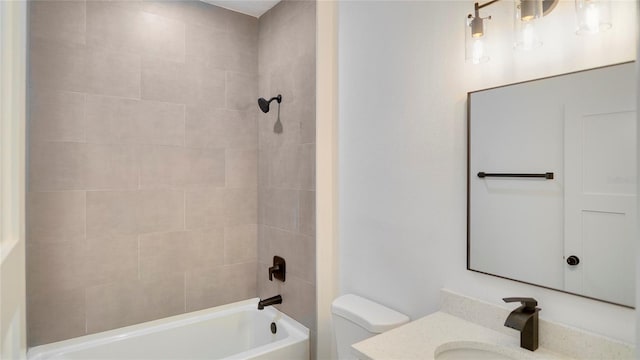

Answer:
[27,298,309,360]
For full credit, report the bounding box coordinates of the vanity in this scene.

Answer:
[351,290,634,360]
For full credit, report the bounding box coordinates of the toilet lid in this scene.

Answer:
[331,294,410,333]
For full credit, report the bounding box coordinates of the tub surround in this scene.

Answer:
[27,0,316,348]
[352,290,634,360]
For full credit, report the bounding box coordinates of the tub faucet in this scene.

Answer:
[503,297,541,351]
[258,295,282,310]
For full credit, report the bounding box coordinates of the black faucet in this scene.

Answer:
[258,295,282,310]
[503,297,541,351]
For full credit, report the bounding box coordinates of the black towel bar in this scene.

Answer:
[477,172,554,179]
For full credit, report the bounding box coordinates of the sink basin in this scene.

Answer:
[436,348,516,360]
[435,342,521,360]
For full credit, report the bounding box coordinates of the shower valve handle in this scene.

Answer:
[269,256,286,282]
[268,265,279,281]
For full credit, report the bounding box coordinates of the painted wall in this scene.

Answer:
[1,1,27,358]
[257,0,317,345]
[27,0,258,346]
[339,0,636,344]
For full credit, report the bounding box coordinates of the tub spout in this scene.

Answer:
[258,295,282,310]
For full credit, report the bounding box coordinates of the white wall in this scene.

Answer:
[339,0,636,344]
[0,0,27,358]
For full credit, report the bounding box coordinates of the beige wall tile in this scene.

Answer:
[298,190,315,237]
[138,145,187,188]
[30,90,86,143]
[298,143,315,191]
[140,145,224,190]
[86,234,138,285]
[137,189,185,234]
[28,191,85,244]
[186,107,257,150]
[85,274,185,333]
[141,58,225,106]
[86,1,185,63]
[226,72,257,111]
[85,95,185,146]
[185,188,224,230]
[224,224,257,265]
[29,0,86,45]
[280,276,316,333]
[139,229,224,278]
[84,143,139,190]
[299,99,316,145]
[141,57,195,104]
[86,190,139,238]
[84,48,141,98]
[259,188,298,231]
[139,10,186,62]
[196,65,226,106]
[223,188,257,225]
[185,262,257,312]
[27,241,87,296]
[185,24,225,63]
[226,149,257,188]
[81,190,182,238]
[86,1,142,54]
[210,33,258,75]
[27,289,86,346]
[266,143,300,189]
[184,148,226,188]
[185,188,255,229]
[29,39,86,93]
[139,1,187,24]
[29,142,86,191]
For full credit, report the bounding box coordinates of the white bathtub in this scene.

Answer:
[27,298,309,360]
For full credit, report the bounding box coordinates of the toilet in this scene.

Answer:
[332,294,410,359]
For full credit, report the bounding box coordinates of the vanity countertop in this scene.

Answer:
[352,311,571,360]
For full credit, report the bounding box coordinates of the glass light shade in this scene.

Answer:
[466,15,489,64]
[575,0,612,35]
[514,0,542,50]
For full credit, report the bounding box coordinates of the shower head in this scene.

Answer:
[258,95,282,113]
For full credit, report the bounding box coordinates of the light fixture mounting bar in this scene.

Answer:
[476,0,500,11]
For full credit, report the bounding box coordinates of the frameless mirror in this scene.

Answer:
[467,62,636,307]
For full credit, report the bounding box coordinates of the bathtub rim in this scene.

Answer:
[27,297,309,360]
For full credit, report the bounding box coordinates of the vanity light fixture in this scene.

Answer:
[465,1,493,64]
[466,0,612,64]
[513,0,543,50]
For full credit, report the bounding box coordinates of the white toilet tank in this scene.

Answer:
[331,294,410,359]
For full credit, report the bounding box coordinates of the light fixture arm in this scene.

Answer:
[475,0,501,11]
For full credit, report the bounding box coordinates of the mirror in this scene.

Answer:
[467,62,636,308]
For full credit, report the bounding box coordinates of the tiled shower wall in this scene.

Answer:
[257,0,316,339]
[27,0,259,346]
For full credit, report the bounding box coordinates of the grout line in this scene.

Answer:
[84,288,88,334]
[183,272,187,313]
[137,235,141,280]
[183,190,186,231]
